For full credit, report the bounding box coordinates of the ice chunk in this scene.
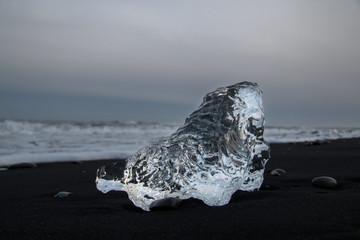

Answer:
[96,82,270,211]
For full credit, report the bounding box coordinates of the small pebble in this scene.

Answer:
[54,191,73,198]
[270,168,287,176]
[71,161,84,164]
[312,176,337,189]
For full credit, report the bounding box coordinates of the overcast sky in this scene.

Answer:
[1,0,359,127]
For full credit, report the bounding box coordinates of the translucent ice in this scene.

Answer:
[96,82,270,211]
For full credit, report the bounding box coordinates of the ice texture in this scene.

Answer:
[96,82,270,211]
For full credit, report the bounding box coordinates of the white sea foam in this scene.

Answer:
[265,126,360,143]
[0,120,359,166]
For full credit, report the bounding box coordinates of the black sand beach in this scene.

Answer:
[1,138,359,240]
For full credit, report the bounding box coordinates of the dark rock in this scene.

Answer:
[8,162,37,169]
[312,176,337,189]
[71,161,84,164]
[29,141,38,146]
[270,168,287,176]
[260,185,280,191]
[305,140,330,146]
[54,191,73,198]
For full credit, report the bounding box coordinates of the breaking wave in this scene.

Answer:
[0,119,359,166]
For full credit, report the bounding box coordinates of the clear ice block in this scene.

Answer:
[96,82,270,211]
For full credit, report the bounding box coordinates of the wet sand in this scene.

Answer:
[0,138,359,239]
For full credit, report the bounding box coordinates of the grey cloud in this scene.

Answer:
[0,0,359,127]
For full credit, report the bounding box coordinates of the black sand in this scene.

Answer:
[1,138,359,239]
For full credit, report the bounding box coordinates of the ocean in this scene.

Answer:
[1,119,359,166]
